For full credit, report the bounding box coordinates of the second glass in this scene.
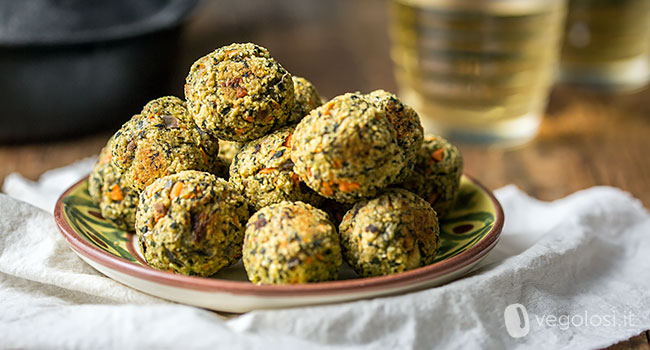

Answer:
[390,0,566,146]
[560,0,650,92]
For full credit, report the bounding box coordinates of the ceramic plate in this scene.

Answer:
[55,174,503,313]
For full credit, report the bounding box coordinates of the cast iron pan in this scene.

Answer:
[0,0,197,143]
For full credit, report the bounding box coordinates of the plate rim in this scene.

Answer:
[54,173,504,297]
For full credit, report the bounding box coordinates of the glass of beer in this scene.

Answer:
[560,0,650,92]
[389,0,566,146]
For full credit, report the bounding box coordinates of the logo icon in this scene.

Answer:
[504,303,530,338]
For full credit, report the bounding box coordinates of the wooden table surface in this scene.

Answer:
[1,1,647,348]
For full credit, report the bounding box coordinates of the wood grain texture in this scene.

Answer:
[0,132,112,184]
[0,0,647,347]
[607,332,650,350]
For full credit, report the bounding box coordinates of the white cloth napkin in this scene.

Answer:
[1,160,649,350]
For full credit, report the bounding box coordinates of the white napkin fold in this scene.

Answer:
[1,160,649,350]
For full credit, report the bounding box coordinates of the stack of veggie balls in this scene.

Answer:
[89,43,463,284]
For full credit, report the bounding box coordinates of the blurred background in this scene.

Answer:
[176,0,389,99]
[0,0,395,143]
[0,0,649,210]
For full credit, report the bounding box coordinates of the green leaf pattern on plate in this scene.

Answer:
[435,178,496,261]
[62,181,138,264]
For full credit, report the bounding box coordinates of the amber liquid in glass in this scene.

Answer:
[560,0,650,91]
[390,0,565,145]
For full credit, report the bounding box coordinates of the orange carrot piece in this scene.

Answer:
[431,148,444,162]
[283,134,293,148]
[108,184,123,201]
[170,182,184,199]
[258,167,276,175]
[338,180,360,192]
[236,86,248,98]
[321,181,334,196]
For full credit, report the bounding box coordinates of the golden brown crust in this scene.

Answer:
[185,43,294,141]
[243,201,342,284]
[111,96,220,192]
[339,189,440,277]
[291,93,405,203]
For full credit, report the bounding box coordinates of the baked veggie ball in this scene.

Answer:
[365,89,423,181]
[339,189,440,277]
[399,135,463,218]
[88,138,139,231]
[111,96,220,192]
[289,76,323,124]
[136,170,249,277]
[230,126,323,210]
[243,201,342,284]
[185,43,294,141]
[291,93,405,203]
